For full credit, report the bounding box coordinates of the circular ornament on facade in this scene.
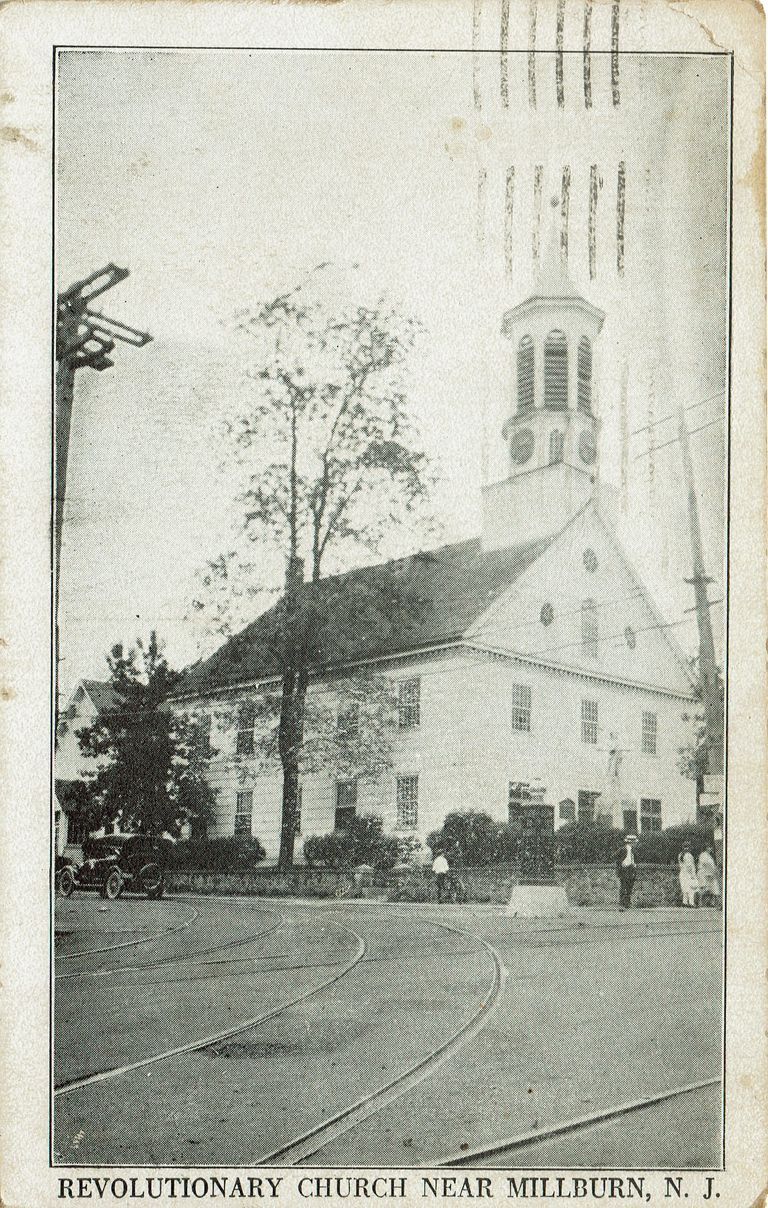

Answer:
[578,431,597,465]
[583,548,598,573]
[624,625,636,649]
[540,602,554,627]
[511,427,535,465]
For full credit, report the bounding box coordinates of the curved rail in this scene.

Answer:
[438,1077,722,1166]
[56,908,284,982]
[54,914,366,1098]
[255,914,507,1166]
[56,904,201,961]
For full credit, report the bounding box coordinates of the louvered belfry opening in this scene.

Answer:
[544,330,568,410]
[517,335,535,414]
[578,337,593,413]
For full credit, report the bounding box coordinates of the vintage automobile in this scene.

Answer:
[56,834,169,900]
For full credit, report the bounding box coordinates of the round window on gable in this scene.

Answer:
[625,625,636,649]
[583,548,598,573]
[540,602,554,626]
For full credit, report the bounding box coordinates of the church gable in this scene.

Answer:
[466,504,695,696]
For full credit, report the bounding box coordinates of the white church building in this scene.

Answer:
[170,254,698,861]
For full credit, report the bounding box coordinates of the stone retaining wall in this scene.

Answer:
[166,862,682,907]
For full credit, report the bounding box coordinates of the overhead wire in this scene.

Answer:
[633,415,725,461]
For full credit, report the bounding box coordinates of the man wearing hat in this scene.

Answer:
[615,834,638,909]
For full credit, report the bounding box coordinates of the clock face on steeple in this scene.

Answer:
[511,428,535,465]
[578,431,597,465]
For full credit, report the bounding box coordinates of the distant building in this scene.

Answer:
[55,678,118,858]
[169,245,698,861]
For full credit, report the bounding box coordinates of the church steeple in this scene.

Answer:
[482,201,606,552]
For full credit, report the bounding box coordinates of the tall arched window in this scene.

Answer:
[544,330,568,410]
[517,336,534,414]
[581,598,598,658]
[577,337,592,413]
[549,430,564,463]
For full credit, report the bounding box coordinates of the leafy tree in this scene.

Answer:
[678,657,724,784]
[194,277,435,869]
[79,632,217,836]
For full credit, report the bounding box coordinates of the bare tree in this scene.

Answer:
[195,277,435,868]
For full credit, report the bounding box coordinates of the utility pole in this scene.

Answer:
[56,264,152,591]
[676,404,724,778]
[55,264,152,722]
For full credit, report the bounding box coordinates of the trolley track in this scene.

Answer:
[54,913,364,1097]
[54,899,722,1167]
[438,1077,722,1166]
[255,913,506,1166]
[56,903,201,961]
[56,906,285,981]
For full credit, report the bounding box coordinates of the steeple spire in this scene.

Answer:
[534,194,579,299]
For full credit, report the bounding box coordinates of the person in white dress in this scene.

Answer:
[697,846,721,907]
[677,843,699,907]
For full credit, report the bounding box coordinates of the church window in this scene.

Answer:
[549,430,564,463]
[583,548,598,573]
[578,789,600,822]
[196,712,212,758]
[517,336,534,414]
[337,701,360,739]
[581,699,598,744]
[641,711,658,755]
[622,804,639,834]
[577,337,592,413]
[396,775,419,829]
[236,702,255,755]
[510,683,532,732]
[544,331,568,411]
[234,790,253,836]
[640,797,662,833]
[398,678,421,730]
[335,780,357,829]
[581,599,599,658]
[540,602,554,626]
[624,626,636,649]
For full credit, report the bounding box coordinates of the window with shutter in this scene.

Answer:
[544,331,568,410]
[517,336,535,414]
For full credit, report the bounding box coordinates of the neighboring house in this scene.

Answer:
[55,678,118,858]
[168,247,699,861]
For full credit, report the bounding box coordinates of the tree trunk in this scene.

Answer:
[277,670,308,870]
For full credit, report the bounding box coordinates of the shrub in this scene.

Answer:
[170,835,267,871]
[427,811,516,867]
[634,823,713,865]
[302,813,404,870]
[555,819,626,865]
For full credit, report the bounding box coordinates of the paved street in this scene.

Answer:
[54,894,722,1168]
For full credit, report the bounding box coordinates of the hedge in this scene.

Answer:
[168,835,267,871]
[302,813,420,870]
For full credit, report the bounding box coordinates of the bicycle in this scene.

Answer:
[427,870,467,905]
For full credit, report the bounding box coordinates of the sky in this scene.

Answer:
[56,49,729,697]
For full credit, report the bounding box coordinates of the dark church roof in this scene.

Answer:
[178,534,555,696]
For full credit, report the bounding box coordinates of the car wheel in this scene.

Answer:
[140,863,165,899]
[57,867,75,898]
[102,868,123,900]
